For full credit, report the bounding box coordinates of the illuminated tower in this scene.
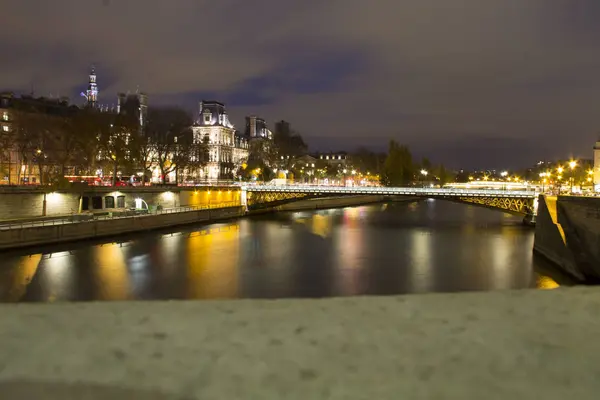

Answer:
[86,66,98,107]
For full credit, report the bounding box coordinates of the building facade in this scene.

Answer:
[314,152,349,167]
[245,115,272,140]
[117,92,148,129]
[191,101,248,181]
[0,92,80,184]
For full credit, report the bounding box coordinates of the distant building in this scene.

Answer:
[245,115,272,140]
[117,92,148,128]
[314,152,349,167]
[0,92,79,184]
[192,101,248,180]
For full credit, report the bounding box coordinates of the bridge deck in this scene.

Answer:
[243,185,537,198]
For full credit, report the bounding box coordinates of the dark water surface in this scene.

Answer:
[0,200,560,302]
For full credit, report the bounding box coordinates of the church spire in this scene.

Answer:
[86,65,98,107]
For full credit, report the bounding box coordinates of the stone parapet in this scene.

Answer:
[1,287,600,399]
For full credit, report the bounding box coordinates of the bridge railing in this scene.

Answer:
[0,202,240,231]
[241,185,538,197]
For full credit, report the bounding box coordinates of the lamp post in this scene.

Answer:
[556,167,564,194]
[568,161,577,193]
[420,169,428,187]
[539,172,546,192]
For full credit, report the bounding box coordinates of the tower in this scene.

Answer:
[86,66,98,107]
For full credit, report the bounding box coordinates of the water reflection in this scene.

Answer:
[409,229,433,293]
[38,252,76,302]
[0,254,42,302]
[0,201,567,302]
[335,208,364,295]
[186,224,240,299]
[93,244,130,300]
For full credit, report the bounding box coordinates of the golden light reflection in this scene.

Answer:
[334,221,364,294]
[186,223,240,299]
[44,252,75,302]
[2,254,42,302]
[489,234,513,289]
[537,275,559,289]
[409,230,433,292]
[343,207,360,228]
[92,243,130,300]
[311,214,332,238]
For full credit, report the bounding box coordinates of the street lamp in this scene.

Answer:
[539,172,546,192]
[568,161,577,193]
[420,169,428,187]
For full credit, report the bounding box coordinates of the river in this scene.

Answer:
[0,199,561,302]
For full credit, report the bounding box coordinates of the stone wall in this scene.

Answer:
[0,187,243,220]
[534,195,600,280]
[0,192,81,219]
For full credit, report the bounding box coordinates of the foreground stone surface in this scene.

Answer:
[1,288,600,399]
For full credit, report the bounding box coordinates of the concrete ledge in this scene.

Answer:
[1,288,600,399]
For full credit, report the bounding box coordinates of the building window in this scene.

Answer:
[92,196,103,209]
[2,112,7,121]
[117,195,125,208]
[105,196,115,208]
[2,125,8,132]
[203,110,211,124]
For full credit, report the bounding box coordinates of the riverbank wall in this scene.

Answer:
[534,195,600,280]
[0,206,244,250]
[0,186,241,220]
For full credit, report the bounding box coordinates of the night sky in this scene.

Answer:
[2,0,600,168]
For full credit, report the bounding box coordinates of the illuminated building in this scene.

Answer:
[315,152,349,167]
[80,66,98,108]
[191,101,248,181]
[245,115,272,140]
[0,92,78,184]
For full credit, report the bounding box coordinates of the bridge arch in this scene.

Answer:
[242,185,538,217]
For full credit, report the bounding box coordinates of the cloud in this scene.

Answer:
[1,0,600,168]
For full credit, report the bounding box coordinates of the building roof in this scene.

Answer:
[201,100,225,106]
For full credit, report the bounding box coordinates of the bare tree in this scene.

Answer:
[146,107,193,184]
